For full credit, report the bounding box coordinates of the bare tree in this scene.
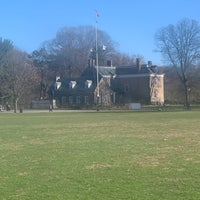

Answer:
[187,64,200,102]
[0,38,13,102]
[3,49,39,112]
[110,52,144,67]
[155,18,200,109]
[31,48,53,99]
[162,67,185,103]
[41,26,117,77]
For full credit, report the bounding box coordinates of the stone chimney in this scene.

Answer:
[148,61,152,67]
[136,58,142,72]
[88,59,95,67]
[56,75,60,81]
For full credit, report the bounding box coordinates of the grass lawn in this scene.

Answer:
[0,111,200,199]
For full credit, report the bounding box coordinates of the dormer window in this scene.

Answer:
[85,80,92,88]
[69,81,77,89]
[56,82,61,90]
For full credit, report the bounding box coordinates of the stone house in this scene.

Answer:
[48,59,164,108]
[112,60,164,105]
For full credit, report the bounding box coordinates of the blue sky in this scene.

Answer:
[0,0,200,65]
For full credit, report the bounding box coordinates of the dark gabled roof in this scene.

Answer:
[58,77,95,93]
[81,63,160,79]
[98,66,116,77]
[81,66,116,80]
[116,65,149,75]
[81,66,96,81]
[115,64,160,75]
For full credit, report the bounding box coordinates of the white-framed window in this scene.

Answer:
[84,96,89,105]
[69,81,77,89]
[85,80,92,88]
[76,96,81,104]
[154,90,158,98]
[55,82,61,90]
[69,96,73,104]
[61,96,67,103]
[124,85,129,92]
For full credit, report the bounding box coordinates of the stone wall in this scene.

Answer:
[150,74,164,104]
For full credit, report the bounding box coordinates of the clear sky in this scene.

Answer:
[0,0,200,65]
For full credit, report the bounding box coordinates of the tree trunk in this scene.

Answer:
[184,83,190,110]
[14,97,18,113]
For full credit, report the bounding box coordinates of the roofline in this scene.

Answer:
[150,74,164,77]
[116,74,164,78]
[95,66,116,69]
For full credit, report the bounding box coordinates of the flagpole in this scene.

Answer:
[95,10,100,111]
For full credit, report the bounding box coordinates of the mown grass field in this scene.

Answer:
[0,111,200,200]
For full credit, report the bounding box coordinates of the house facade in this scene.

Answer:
[112,61,164,105]
[48,59,164,108]
[48,76,96,108]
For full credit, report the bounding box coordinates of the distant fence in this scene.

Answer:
[31,100,50,109]
[141,104,200,111]
[128,103,142,110]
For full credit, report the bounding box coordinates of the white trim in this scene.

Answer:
[98,66,116,69]
[117,74,164,78]
[117,74,149,78]
[101,75,112,78]
[150,74,164,77]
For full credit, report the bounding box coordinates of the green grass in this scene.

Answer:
[0,111,200,199]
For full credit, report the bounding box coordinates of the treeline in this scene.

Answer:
[0,26,141,111]
[161,67,200,104]
[0,23,200,110]
[0,39,39,111]
[155,18,200,108]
